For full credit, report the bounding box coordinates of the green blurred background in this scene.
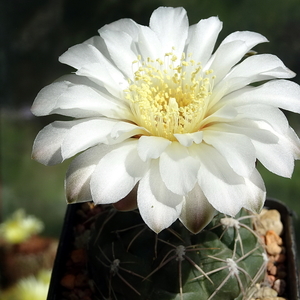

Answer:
[2,0,300,251]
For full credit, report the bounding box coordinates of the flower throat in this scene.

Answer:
[125,50,215,141]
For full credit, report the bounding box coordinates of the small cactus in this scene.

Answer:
[88,207,266,300]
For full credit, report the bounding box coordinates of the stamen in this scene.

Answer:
[125,50,215,141]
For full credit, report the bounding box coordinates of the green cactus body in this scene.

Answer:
[88,207,266,300]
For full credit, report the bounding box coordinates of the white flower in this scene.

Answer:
[0,209,44,244]
[31,7,300,233]
[0,269,51,300]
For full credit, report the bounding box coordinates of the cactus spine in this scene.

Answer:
[88,207,266,300]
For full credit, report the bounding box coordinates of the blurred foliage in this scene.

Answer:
[1,113,67,237]
[2,0,300,254]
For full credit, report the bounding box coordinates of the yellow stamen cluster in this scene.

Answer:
[125,51,215,141]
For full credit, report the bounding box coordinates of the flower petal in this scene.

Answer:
[285,127,300,159]
[149,7,188,57]
[186,16,222,66]
[83,35,111,59]
[31,81,68,116]
[90,140,149,204]
[65,144,112,203]
[252,129,296,178]
[203,129,256,177]
[180,184,215,233]
[59,43,128,98]
[32,120,84,165]
[75,63,128,98]
[32,80,132,119]
[99,18,139,40]
[205,40,248,83]
[192,143,247,216]
[207,121,278,145]
[108,122,148,144]
[159,142,200,195]
[219,80,300,113]
[174,131,203,147]
[235,104,289,134]
[59,43,106,70]
[201,104,238,128]
[217,54,296,96]
[137,136,171,161]
[221,30,268,49]
[61,118,119,159]
[206,31,268,86]
[100,29,138,78]
[137,25,162,59]
[137,160,183,233]
[242,168,266,213]
[203,118,296,180]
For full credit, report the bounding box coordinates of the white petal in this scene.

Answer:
[90,140,148,204]
[180,184,215,233]
[61,118,118,159]
[100,29,137,78]
[186,16,222,66]
[243,54,295,78]
[59,43,106,69]
[137,25,162,59]
[217,54,296,95]
[207,121,278,145]
[206,118,298,180]
[192,143,247,215]
[203,129,256,177]
[205,40,248,83]
[65,144,112,203]
[253,133,296,178]
[83,35,111,59]
[99,18,139,40]
[54,73,104,89]
[59,43,128,98]
[32,74,103,113]
[159,142,200,195]
[221,31,268,49]
[137,160,183,233]
[76,63,127,98]
[209,118,296,178]
[236,104,289,134]
[32,120,83,165]
[242,169,266,213]
[206,31,268,85]
[219,80,300,113]
[31,81,68,116]
[108,122,148,144]
[32,80,132,119]
[285,127,300,159]
[201,105,238,128]
[149,7,188,57]
[174,131,203,147]
[137,136,171,161]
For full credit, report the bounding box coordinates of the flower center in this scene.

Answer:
[125,51,215,141]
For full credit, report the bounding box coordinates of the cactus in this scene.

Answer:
[88,207,267,300]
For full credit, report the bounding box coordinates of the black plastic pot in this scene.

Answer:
[47,199,300,300]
